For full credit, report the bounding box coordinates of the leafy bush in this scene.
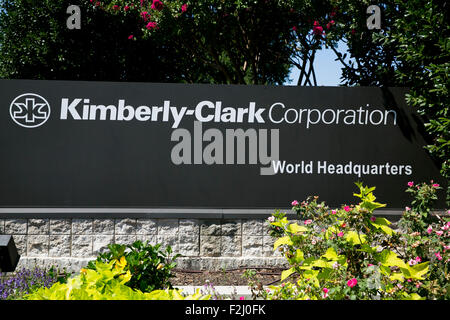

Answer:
[397,181,449,299]
[86,240,180,293]
[24,257,209,300]
[260,182,448,300]
[0,266,70,300]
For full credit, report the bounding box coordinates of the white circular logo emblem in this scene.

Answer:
[10,93,51,128]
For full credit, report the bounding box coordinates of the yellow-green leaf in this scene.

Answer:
[370,217,395,235]
[322,247,339,261]
[273,236,293,250]
[345,231,367,245]
[286,223,308,234]
[281,267,296,281]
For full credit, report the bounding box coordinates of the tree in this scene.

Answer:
[0,0,184,81]
[329,0,449,202]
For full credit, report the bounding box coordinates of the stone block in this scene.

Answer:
[49,235,71,257]
[157,219,179,235]
[200,236,221,256]
[221,220,241,236]
[242,235,263,256]
[93,219,115,234]
[28,219,49,235]
[92,235,114,255]
[27,235,49,257]
[11,235,27,255]
[200,220,221,236]
[114,235,137,245]
[72,235,93,257]
[242,219,263,235]
[178,233,199,257]
[72,219,93,235]
[221,236,242,256]
[157,234,179,252]
[115,218,136,235]
[136,219,158,235]
[50,219,72,234]
[179,219,199,235]
[5,219,27,234]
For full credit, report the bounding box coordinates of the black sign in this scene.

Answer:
[0,80,445,210]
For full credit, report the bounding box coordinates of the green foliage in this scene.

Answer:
[0,0,189,82]
[86,240,180,293]
[397,182,450,299]
[330,0,449,202]
[261,182,438,300]
[24,258,209,300]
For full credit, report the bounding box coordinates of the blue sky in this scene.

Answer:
[285,40,348,87]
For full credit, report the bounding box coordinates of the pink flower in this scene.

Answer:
[416,282,422,288]
[313,25,324,36]
[407,181,414,187]
[113,4,120,10]
[432,183,440,188]
[124,5,130,11]
[415,256,422,262]
[181,3,188,12]
[337,231,344,237]
[322,287,329,298]
[405,206,411,211]
[435,252,443,261]
[291,200,299,206]
[427,226,433,234]
[128,35,134,40]
[151,0,164,11]
[146,21,158,30]
[331,209,337,215]
[408,259,417,266]
[436,230,444,236]
[239,296,245,300]
[304,219,313,225]
[141,11,150,21]
[443,245,450,252]
[343,206,350,212]
[292,26,298,31]
[370,216,376,222]
[347,278,357,288]
[368,264,373,267]
[267,216,275,222]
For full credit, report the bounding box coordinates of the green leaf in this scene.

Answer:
[273,236,293,250]
[293,249,304,263]
[345,231,367,245]
[370,217,396,235]
[286,223,308,234]
[378,250,408,268]
[322,247,339,261]
[281,267,296,281]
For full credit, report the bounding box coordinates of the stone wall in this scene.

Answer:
[0,217,288,272]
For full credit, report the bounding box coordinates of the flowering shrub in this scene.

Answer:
[397,181,449,299]
[261,182,447,300]
[24,257,209,300]
[86,240,180,293]
[0,266,70,300]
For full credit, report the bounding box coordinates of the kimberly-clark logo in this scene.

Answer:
[10,93,51,128]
